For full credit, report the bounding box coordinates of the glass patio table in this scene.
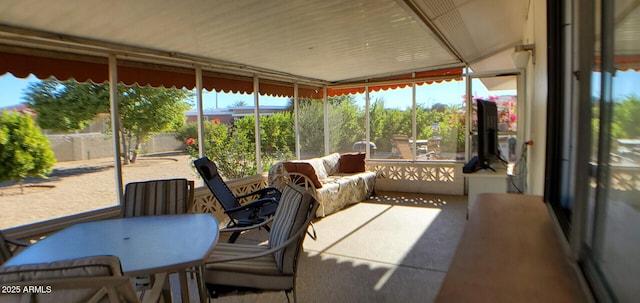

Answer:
[4,213,219,302]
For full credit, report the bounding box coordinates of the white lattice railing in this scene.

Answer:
[263,159,465,215]
[366,160,465,195]
[4,175,270,244]
[191,173,270,227]
[6,161,465,245]
[609,165,640,192]
[190,161,466,226]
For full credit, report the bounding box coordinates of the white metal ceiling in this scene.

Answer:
[0,0,532,83]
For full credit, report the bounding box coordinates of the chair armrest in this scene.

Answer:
[223,197,277,215]
[5,237,31,248]
[220,217,275,233]
[236,186,281,200]
[209,218,312,263]
[242,196,279,208]
[210,201,319,263]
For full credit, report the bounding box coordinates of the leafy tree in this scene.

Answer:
[178,121,245,178]
[612,95,640,139]
[24,79,110,131]
[258,112,295,154]
[416,103,466,155]
[379,108,409,150]
[366,99,465,157]
[175,113,294,179]
[0,111,56,190]
[328,95,364,152]
[297,99,325,156]
[233,100,248,107]
[291,96,365,155]
[23,80,193,164]
[118,85,192,163]
[368,99,386,148]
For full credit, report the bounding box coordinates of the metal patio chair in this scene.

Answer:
[122,178,195,218]
[194,157,281,243]
[122,178,197,301]
[201,183,318,303]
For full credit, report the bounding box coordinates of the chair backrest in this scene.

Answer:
[123,178,194,217]
[392,134,414,159]
[193,157,240,210]
[0,232,13,265]
[268,183,317,275]
[0,256,140,303]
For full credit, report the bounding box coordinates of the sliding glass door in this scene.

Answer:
[581,0,640,301]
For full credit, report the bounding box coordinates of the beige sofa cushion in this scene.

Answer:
[321,153,341,175]
[316,171,376,217]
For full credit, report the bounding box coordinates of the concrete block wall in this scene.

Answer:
[47,133,185,162]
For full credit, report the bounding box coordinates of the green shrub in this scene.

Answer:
[0,111,56,183]
[176,117,293,179]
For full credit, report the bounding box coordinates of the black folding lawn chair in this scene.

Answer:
[193,157,281,243]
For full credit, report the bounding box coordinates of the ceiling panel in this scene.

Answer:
[0,0,461,82]
[0,0,534,83]
[614,2,640,56]
[408,0,530,62]
[470,49,520,91]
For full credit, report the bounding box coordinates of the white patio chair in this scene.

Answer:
[0,255,166,303]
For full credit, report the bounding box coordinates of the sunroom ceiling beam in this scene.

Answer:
[396,0,466,64]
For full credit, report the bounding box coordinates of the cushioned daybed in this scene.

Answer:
[268,153,376,217]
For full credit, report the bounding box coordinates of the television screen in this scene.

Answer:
[464,99,501,172]
[477,99,500,169]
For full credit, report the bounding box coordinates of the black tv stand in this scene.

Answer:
[463,156,479,173]
[463,156,495,173]
[482,164,496,172]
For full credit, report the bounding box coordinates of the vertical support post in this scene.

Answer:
[465,66,472,162]
[108,55,124,205]
[411,73,417,161]
[253,76,262,173]
[323,86,329,155]
[294,82,301,159]
[516,71,526,190]
[569,0,595,260]
[195,66,205,159]
[592,0,615,262]
[365,86,371,159]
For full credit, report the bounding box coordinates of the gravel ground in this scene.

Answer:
[0,152,199,230]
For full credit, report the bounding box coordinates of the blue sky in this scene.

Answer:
[591,70,640,101]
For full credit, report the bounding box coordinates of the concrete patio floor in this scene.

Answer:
[199,191,468,303]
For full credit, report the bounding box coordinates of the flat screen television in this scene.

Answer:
[464,99,501,172]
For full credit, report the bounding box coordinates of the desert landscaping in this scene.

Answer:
[0,152,200,229]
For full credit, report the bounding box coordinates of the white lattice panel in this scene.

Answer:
[609,166,640,192]
[367,161,464,195]
[191,174,269,227]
